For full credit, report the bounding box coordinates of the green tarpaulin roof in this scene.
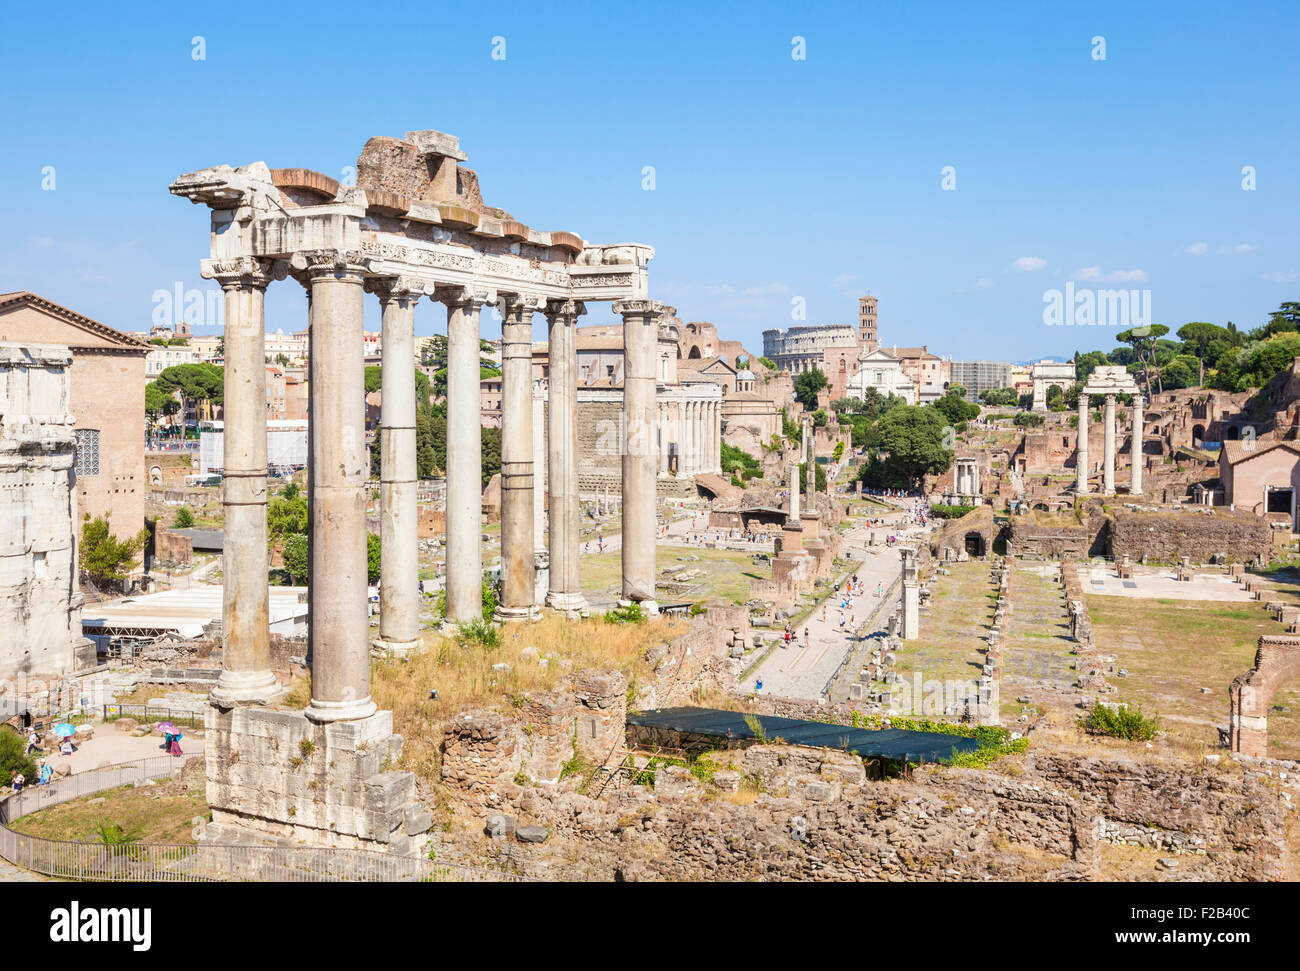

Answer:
[627,707,985,763]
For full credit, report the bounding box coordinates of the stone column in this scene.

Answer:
[901,547,919,640]
[498,296,539,621]
[299,250,375,723]
[616,299,670,611]
[531,379,549,607]
[788,461,801,520]
[1103,394,1116,495]
[545,299,586,613]
[204,257,283,708]
[370,278,423,655]
[1076,394,1089,495]
[1130,395,1144,496]
[441,287,493,622]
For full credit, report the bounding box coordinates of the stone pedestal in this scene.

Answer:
[799,510,820,541]
[205,705,423,852]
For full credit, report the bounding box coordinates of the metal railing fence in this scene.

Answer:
[0,756,526,882]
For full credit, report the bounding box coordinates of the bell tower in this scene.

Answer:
[858,294,878,353]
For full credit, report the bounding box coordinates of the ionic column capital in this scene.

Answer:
[201,256,287,291]
[612,299,675,320]
[437,284,497,309]
[290,248,371,281]
[544,298,587,322]
[366,275,437,305]
[498,293,546,323]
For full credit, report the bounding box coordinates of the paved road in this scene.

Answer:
[749,508,932,700]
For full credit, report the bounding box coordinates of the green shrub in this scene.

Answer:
[0,728,38,788]
[930,503,976,520]
[1080,701,1161,741]
[173,506,195,528]
[457,618,500,650]
[605,602,645,625]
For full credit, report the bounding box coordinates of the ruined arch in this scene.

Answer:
[1192,423,1206,445]
[1229,635,1300,758]
[688,346,701,359]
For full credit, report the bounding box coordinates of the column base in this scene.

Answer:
[209,670,284,709]
[621,598,659,617]
[496,605,541,623]
[546,591,588,614]
[304,695,379,724]
[370,636,423,658]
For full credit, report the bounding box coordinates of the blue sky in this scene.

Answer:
[2,0,1296,362]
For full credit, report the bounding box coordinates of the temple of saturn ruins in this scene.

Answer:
[1076,364,1144,496]
[170,130,667,848]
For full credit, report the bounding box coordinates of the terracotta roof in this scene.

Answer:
[1220,438,1300,466]
[0,292,149,351]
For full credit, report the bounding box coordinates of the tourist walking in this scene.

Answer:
[26,728,40,755]
[168,731,184,757]
[11,769,24,793]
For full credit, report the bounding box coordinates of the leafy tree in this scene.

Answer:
[812,409,828,428]
[281,480,300,501]
[282,533,309,585]
[798,461,827,492]
[173,506,195,528]
[1249,302,1300,340]
[758,356,778,371]
[1045,384,1064,411]
[933,389,979,424]
[0,730,38,791]
[721,443,760,482]
[364,366,383,395]
[793,368,828,410]
[267,491,308,545]
[1115,324,1170,395]
[80,515,147,586]
[1175,322,1229,386]
[979,387,1018,407]
[1074,350,1108,384]
[481,425,502,489]
[856,405,953,489]
[367,533,381,584]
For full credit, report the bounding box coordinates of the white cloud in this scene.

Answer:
[1185,241,1208,255]
[1262,271,1300,283]
[1071,266,1147,283]
[1011,256,1047,272]
[1220,243,1256,254]
[741,282,792,297]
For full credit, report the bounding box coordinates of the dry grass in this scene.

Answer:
[370,615,685,787]
[1085,595,1300,759]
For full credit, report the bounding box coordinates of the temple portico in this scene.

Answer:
[1076,365,1143,497]
[173,129,656,849]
